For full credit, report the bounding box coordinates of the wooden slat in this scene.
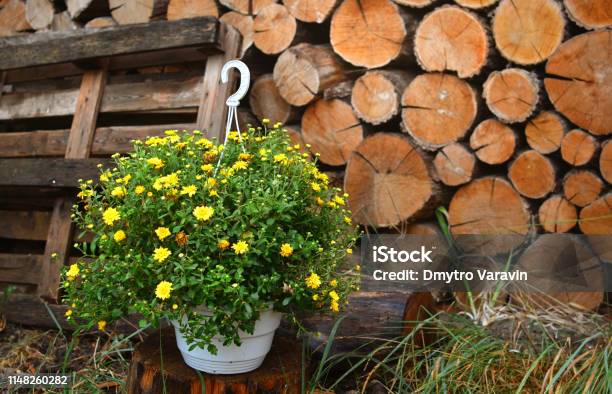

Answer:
[198,24,242,140]
[0,211,50,240]
[0,17,220,71]
[0,158,110,187]
[0,254,42,284]
[0,74,202,120]
[0,123,197,158]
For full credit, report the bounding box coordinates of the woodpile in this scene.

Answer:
[2,0,610,316]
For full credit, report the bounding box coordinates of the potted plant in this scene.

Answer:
[62,122,359,374]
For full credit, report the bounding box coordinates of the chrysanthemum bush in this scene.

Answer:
[62,123,360,352]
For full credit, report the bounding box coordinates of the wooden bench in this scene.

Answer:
[0,17,241,327]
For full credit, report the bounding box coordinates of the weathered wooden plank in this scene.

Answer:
[0,254,42,285]
[0,211,50,240]
[0,123,197,157]
[0,158,110,187]
[0,17,220,71]
[0,74,202,120]
[198,24,242,140]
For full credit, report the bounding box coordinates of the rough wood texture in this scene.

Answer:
[538,195,577,233]
[509,150,556,199]
[51,11,80,31]
[392,0,435,7]
[563,170,603,208]
[449,177,530,235]
[219,0,277,15]
[25,0,54,30]
[492,0,565,65]
[84,17,117,28]
[600,140,612,184]
[301,99,362,166]
[454,0,497,9]
[0,17,220,71]
[525,111,566,154]
[0,0,31,37]
[560,129,598,166]
[253,3,296,55]
[415,6,488,78]
[579,193,612,234]
[110,0,168,25]
[544,30,611,136]
[351,70,411,126]
[167,0,218,20]
[433,143,475,186]
[401,73,477,151]
[66,0,108,22]
[483,68,539,124]
[345,133,439,227]
[220,11,253,55]
[469,119,516,165]
[563,0,611,30]
[0,158,109,187]
[273,43,348,107]
[284,0,337,23]
[0,254,41,285]
[249,74,296,124]
[126,328,301,394]
[330,0,409,68]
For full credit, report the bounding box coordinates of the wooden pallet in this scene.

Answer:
[0,17,241,323]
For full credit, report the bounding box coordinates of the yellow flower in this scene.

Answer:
[218,239,230,250]
[153,180,163,190]
[155,227,171,241]
[312,294,319,301]
[327,201,337,209]
[330,300,339,312]
[113,230,126,242]
[111,186,126,198]
[262,118,270,124]
[180,185,197,197]
[175,231,188,246]
[232,160,248,170]
[172,304,178,310]
[164,130,177,136]
[196,138,213,148]
[311,182,321,192]
[334,196,345,206]
[232,240,249,255]
[153,247,171,262]
[347,248,353,255]
[66,264,80,280]
[117,174,131,184]
[209,189,218,197]
[147,157,164,169]
[98,320,107,331]
[161,172,179,188]
[305,273,321,289]
[280,243,293,257]
[259,148,268,156]
[77,189,93,199]
[201,164,213,173]
[239,153,253,161]
[344,216,352,224]
[65,309,73,317]
[328,290,339,301]
[193,206,214,221]
[135,185,145,194]
[316,197,324,206]
[273,153,287,163]
[206,178,217,188]
[317,172,329,184]
[330,279,338,287]
[99,172,111,182]
[147,191,153,197]
[103,207,120,226]
[155,280,173,300]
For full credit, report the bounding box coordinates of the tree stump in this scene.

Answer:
[127,327,302,394]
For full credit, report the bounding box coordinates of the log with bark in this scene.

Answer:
[109,0,168,24]
[252,3,296,55]
[600,140,612,184]
[525,111,566,154]
[538,195,577,233]
[166,0,218,20]
[401,73,477,151]
[563,170,603,208]
[560,129,598,167]
[469,119,516,165]
[219,0,277,15]
[508,150,556,199]
[563,0,612,30]
[219,11,253,55]
[351,70,411,126]
[25,0,54,30]
[283,0,337,23]
[433,143,476,186]
[345,132,442,227]
[0,0,31,37]
[249,73,297,124]
[579,193,612,234]
[482,68,539,124]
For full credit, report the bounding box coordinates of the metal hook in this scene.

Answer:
[221,59,250,108]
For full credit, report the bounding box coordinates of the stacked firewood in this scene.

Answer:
[3,0,610,310]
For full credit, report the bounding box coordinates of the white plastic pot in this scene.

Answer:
[172,309,282,374]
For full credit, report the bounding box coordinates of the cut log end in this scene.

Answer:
[453,0,498,9]
[433,143,475,186]
[469,119,516,165]
[508,150,556,199]
[0,0,31,37]
[219,0,277,15]
[351,70,409,125]
[301,99,363,166]
[493,0,565,65]
[25,0,54,30]
[544,30,612,135]
[345,132,439,228]
[249,74,296,124]
[538,195,577,233]
[284,0,337,23]
[166,0,218,20]
[392,0,435,7]
[219,11,253,55]
[483,68,539,123]
[330,0,407,68]
[560,129,598,166]
[525,111,566,154]
[84,17,117,28]
[564,0,611,30]
[563,170,603,208]
[600,140,612,184]
[253,4,296,55]
[109,0,168,25]
[579,193,612,234]
[449,177,530,235]
[401,73,477,151]
[415,6,488,78]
